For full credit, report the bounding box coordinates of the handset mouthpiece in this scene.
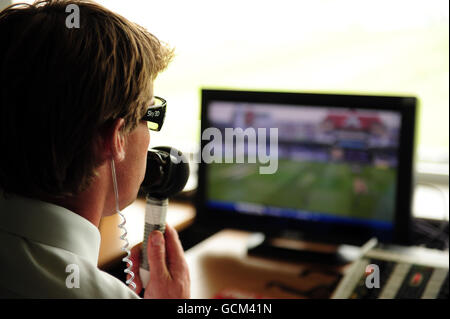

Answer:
[140,146,190,199]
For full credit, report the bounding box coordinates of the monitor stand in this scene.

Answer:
[246,233,360,266]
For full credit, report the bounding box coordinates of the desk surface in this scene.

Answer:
[185,229,348,299]
[99,188,449,297]
[98,198,195,269]
[99,199,348,298]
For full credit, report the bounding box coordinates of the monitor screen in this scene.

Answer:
[198,90,415,245]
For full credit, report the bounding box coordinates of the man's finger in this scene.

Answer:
[164,225,188,275]
[147,230,168,279]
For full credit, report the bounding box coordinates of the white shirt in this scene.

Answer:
[0,194,140,298]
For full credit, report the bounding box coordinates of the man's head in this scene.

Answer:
[0,0,173,202]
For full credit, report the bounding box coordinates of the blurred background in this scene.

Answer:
[91,0,449,170]
[4,0,449,220]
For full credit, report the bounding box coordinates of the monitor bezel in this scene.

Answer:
[196,89,416,246]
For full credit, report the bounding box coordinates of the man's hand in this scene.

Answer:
[128,224,190,299]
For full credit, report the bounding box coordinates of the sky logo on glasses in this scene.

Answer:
[147,109,161,117]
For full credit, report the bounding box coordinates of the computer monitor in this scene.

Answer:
[196,89,416,247]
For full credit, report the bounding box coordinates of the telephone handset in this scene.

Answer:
[119,146,189,290]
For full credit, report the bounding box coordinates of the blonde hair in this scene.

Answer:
[0,0,174,197]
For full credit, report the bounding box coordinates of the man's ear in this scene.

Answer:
[110,118,126,162]
[97,118,126,163]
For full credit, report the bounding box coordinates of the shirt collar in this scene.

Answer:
[0,193,101,265]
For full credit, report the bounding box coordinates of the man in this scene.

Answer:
[0,0,190,298]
